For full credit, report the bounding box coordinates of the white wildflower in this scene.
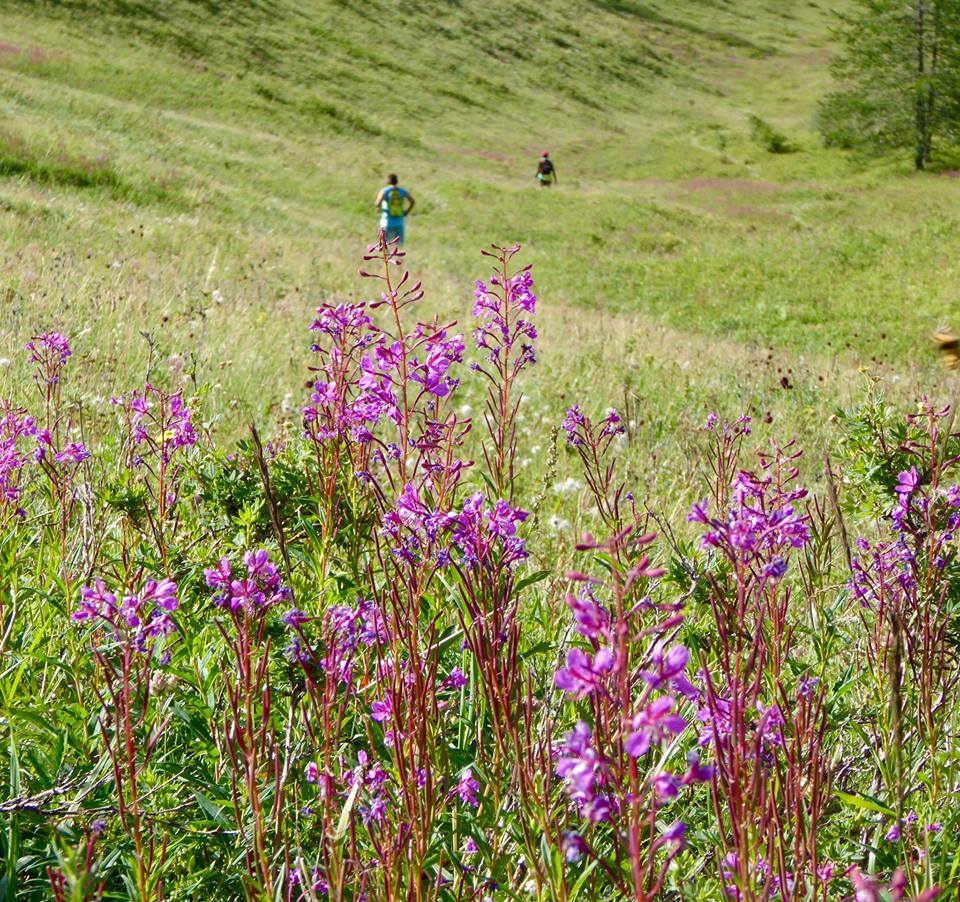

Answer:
[552,477,583,495]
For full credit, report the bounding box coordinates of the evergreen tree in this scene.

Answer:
[819,0,960,169]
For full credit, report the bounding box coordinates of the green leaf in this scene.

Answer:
[8,708,62,735]
[335,777,362,840]
[521,640,554,659]
[6,731,20,902]
[569,859,600,899]
[834,790,895,817]
[194,791,232,827]
[515,569,551,592]
[8,732,20,797]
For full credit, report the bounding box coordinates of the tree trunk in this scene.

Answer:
[927,0,941,165]
[916,0,928,170]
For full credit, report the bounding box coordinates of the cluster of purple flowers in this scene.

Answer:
[25,332,71,385]
[561,405,624,448]
[304,303,373,440]
[381,482,456,564]
[301,748,394,834]
[406,326,465,399]
[379,483,529,570]
[850,465,960,608]
[204,549,291,612]
[313,597,387,671]
[884,809,942,843]
[304,300,465,445]
[471,265,538,373]
[552,534,712,875]
[73,577,179,657]
[688,469,810,577]
[114,385,195,463]
[288,864,329,898]
[450,491,528,569]
[1,336,90,516]
[309,301,372,345]
[704,411,752,436]
[0,403,40,517]
[848,867,941,902]
[720,851,799,900]
[554,721,614,823]
[696,698,785,766]
[849,535,916,609]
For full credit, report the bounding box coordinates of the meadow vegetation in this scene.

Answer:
[1,0,960,899]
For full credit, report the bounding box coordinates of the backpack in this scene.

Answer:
[385,187,405,218]
[538,158,553,175]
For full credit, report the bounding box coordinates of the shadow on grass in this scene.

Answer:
[0,129,178,206]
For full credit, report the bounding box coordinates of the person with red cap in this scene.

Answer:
[536,150,557,187]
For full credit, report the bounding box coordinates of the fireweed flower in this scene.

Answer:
[73,577,179,657]
[654,771,680,801]
[407,329,465,397]
[561,831,588,863]
[370,697,393,722]
[639,643,690,690]
[562,404,586,445]
[895,466,920,495]
[281,608,309,627]
[73,579,118,622]
[454,768,480,807]
[600,409,624,438]
[53,441,90,465]
[472,266,538,371]
[554,646,614,699]
[680,751,714,784]
[849,536,916,610]
[141,578,178,611]
[0,403,39,517]
[25,332,71,385]
[204,549,289,612]
[848,868,942,902]
[114,385,196,459]
[625,696,686,757]
[451,492,529,569]
[555,725,617,822]
[563,589,609,640]
[688,470,810,571]
[555,721,601,805]
[441,667,467,690]
[696,694,732,747]
[292,597,391,685]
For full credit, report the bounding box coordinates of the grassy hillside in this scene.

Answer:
[1,0,958,475]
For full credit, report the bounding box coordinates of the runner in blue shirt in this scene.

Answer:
[375,174,415,245]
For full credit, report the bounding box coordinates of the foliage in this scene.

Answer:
[748,116,796,154]
[819,0,960,168]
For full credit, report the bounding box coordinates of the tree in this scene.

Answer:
[819,0,960,169]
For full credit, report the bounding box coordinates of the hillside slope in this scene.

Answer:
[1,0,957,452]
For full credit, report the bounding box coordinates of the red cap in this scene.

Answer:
[542,150,549,156]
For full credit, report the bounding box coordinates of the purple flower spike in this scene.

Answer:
[455,768,480,807]
[554,646,614,698]
[895,467,920,495]
[625,696,686,757]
